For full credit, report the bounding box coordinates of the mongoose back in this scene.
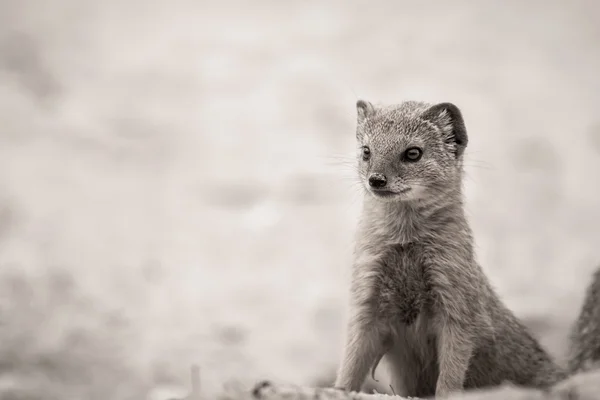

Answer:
[568,266,600,374]
[334,100,566,398]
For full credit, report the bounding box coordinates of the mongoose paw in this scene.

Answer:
[370,334,394,382]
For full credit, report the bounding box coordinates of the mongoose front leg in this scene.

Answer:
[370,333,393,381]
[335,314,385,392]
[435,320,474,397]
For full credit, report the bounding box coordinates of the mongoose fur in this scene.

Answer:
[334,100,567,398]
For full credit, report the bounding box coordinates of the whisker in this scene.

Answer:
[317,152,355,159]
[463,155,496,170]
[462,163,495,171]
[317,154,357,168]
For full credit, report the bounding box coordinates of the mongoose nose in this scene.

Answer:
[368,173,387,188]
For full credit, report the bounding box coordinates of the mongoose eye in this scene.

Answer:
[403,147,423,162]
[362,146,371,161]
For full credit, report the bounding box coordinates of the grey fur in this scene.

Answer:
[335,100,566,398]
[568,267,600,374]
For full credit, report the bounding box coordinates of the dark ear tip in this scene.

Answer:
[356,99,375,120]
[356,99,369,109]
[423,102,464,121]
[437,102,457,108]
[436,102,461,114]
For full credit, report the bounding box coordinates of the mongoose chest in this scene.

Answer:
[371,242,430,327]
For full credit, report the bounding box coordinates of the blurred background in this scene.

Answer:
[0,0,599,398]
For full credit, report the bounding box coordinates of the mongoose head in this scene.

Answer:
[355,100,468,203]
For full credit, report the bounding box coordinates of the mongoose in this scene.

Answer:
[334,100,567,398]
[568,266,600,374]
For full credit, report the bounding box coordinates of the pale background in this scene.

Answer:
[0,0,599,399]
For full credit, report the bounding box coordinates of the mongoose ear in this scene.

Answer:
[422,102,468,158]
[356,99,375,123]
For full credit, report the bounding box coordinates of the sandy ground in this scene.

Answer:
[0,0,599,398]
